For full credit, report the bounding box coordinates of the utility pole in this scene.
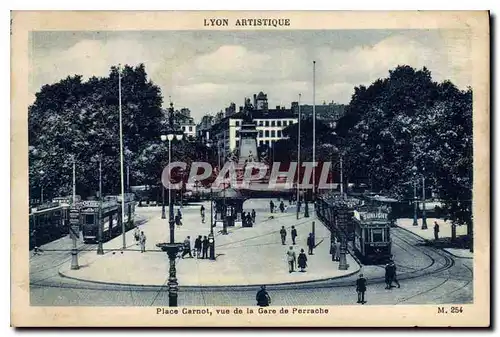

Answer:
[118,65,126,249]
[297,93,301,220]
[97,157,104,255]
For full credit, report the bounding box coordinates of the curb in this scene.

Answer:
[58,266,360,290]
[396,225,473,259]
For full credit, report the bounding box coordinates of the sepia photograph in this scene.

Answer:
[10,10,490,327]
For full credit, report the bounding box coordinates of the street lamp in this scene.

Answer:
[39,170,45,204]
[158,131,184,307]
[421,167,428,230]
[412,165,418,227]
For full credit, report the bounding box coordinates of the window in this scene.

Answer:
[271,130,276,137]
[259,130,263,137]
[372,229,383,242]
[271,121,276,127]
[265,140,270,146]
[277,130,282,137]
[265,121,269,127]
[189,126,193,132]
[85,214,95,225]
[236,131,240,137]
[236,140,240,148]
[283,121,288,127]
[259,140,263,146]
[259,121,263,126]
[277,121,282,127]
[265,130,270,137]
[235,121,240,126]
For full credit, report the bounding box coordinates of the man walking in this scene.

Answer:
[384,261,392,289]
[389,259,401,288]
[256,285,271,307]
[279,201,285,213]
[133,226,140,246]
[139,231,147,253]
[182,236,193,258]
[356,274,367,304]
[270,200,275,213]
[291,226,297,245]
[251,209,256,223]
[201,205,206,223]
[434,221,440,240]
[202,235,209,259]
[280,226,287,245]
[194,235,202,258]
[286,246,297,273]
[307,233,315,255]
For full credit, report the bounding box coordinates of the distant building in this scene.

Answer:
[162,105,197,139]
[211,92,298,164]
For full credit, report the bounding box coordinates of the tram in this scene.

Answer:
[81,193,136,243]
[29,197,73,249]
[352,208,392,263]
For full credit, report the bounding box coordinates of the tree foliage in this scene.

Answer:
[29,64,186,200]
[336,65,472,233]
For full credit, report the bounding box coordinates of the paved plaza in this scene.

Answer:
[59,199,359,287]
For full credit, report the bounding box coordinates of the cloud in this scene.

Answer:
[31,30,472,121]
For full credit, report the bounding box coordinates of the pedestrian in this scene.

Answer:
[286,246,297,273]
[291,226,297,245]
[256,285,271,307]
[389,260,401,288]
[334,240,341,261]
[270,200,275,213]
[297,248,308,272]
[297,200,302,213]
[280,226,287,245]
[434,221,440,240]
[251,209,256,223]
[330,239,336,261]
[182,236,193,258]
[175,213,182,227]
[279,201,285,213]
[356,274,367,304]
[202,235,209,259]
[242,211,247,226]
[201,205,206,223]
[134,226,140,245]
[195,235,202,258]
[307,233,315,255]
[246,212,253,226]
[139,231,146,253]
[384,262,392,289]
[177,208,183,220]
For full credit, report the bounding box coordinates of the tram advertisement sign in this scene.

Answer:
[69,208,80,225]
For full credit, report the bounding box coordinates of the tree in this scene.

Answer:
[337,65,473,248]
[29,64,165,201]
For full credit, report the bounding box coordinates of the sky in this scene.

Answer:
[30,29,472,122]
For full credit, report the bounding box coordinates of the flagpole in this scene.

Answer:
[118,65,126,249]
[312,60,316,202]
[297,93,301,220]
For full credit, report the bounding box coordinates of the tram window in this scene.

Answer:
[85,214,95,225]
[372,229,383,242]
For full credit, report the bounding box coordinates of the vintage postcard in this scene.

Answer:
[11,11,489,327]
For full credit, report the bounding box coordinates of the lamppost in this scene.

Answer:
[117,64,126,250]
[97,156,104,255]
[209,188,215,260]
[158,131,184,307]
[39,170,45,204]
[297,93,301,220]
[421,167,428,230]
[412,165,418,227]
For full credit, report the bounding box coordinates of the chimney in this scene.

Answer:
[276,105,280,110]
